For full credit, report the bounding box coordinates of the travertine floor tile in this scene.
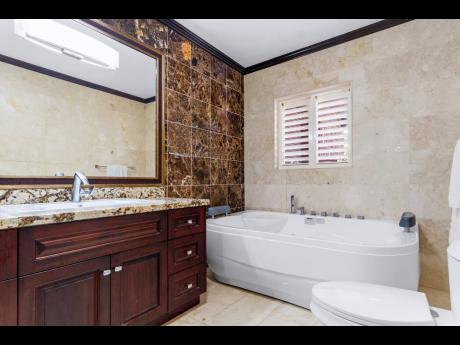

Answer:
[165,313,207,326]
[165,274,319,326]
[259,302,321,326]
[184,283,247,324]
[202,291,282,326]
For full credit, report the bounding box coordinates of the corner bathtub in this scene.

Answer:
[206,211,419,309]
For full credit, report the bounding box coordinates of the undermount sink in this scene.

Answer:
[0,199,162,217]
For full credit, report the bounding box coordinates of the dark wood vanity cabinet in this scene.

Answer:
[0,279,18,325]
[0,206,207,326]
[0,230,17,325]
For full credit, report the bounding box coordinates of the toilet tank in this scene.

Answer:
[448,241,460,325]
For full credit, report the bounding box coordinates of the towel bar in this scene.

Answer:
[95,164,136,171]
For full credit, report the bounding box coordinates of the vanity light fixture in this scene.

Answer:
[14,19,119,70]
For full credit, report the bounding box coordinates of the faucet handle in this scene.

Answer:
[297,207,305,215]
[81,185,94,196]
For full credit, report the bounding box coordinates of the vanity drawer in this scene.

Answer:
[168,265,206,312]
[168,207,205,239]
[168,234,204,274]
[19,211,167,276]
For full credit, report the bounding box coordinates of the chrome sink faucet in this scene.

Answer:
[71,171,94,202]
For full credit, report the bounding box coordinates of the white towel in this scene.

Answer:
[107,164,128,177]
[449,139,460,243]
[450,209,460,244]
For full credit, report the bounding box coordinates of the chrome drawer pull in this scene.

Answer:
[187,283,193,289]
[187,219,193,225]
[102,269,111,276]
[114,266,123,272]
[186,250,193,256]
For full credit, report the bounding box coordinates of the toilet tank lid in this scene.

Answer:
[448,240,460,261]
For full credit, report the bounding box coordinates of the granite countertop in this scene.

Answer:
[0,198,209,230]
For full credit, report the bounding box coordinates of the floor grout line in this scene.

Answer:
[187,287,248,326]
[256,302,286,326]
[168,273,318,326]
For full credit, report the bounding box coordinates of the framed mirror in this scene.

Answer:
[0,19,164,185]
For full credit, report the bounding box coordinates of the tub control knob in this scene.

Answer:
[310,211,317,216]
[321,211,327,216]
[333,212,340,217]
[345,214,352,218]
[357,215,365,220]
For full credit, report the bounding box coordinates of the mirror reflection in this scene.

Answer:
[0,19,159,179]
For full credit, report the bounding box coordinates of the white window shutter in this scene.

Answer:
[276,85,352,169]
[280,97,310,166]
[314,89,351,165]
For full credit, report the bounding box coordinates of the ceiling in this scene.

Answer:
[0,19,157,100]
[175,19,381,68]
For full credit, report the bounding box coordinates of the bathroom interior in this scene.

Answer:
[0,18,459,326]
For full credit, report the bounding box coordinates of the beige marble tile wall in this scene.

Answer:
[244,19,460,292]
[0,61,157,178]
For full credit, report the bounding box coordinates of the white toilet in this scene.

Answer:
[311,240,460,326]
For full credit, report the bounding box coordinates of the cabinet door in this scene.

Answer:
[18,257,111,326]
[0,229,17,281]
[110,243,167,326]
[0,279,17,325]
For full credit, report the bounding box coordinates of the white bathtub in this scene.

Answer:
[206,211,419,309]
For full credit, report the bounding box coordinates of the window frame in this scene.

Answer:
[275,83,353,170]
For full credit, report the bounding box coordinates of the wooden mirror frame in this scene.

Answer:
[0,19,165,186]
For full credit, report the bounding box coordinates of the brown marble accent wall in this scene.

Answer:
[100,20,244,212]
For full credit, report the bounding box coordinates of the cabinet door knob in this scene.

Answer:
[114,266,123,272]
[102,269,111,276]
[187,219,193,225]
[187,283,193,289]
[186,250,193,256]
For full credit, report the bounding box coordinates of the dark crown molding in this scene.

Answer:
[157,19,245,74]
[244,19,414,74]
[158,19,413,76]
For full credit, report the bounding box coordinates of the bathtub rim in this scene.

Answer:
[207,211,419,257]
